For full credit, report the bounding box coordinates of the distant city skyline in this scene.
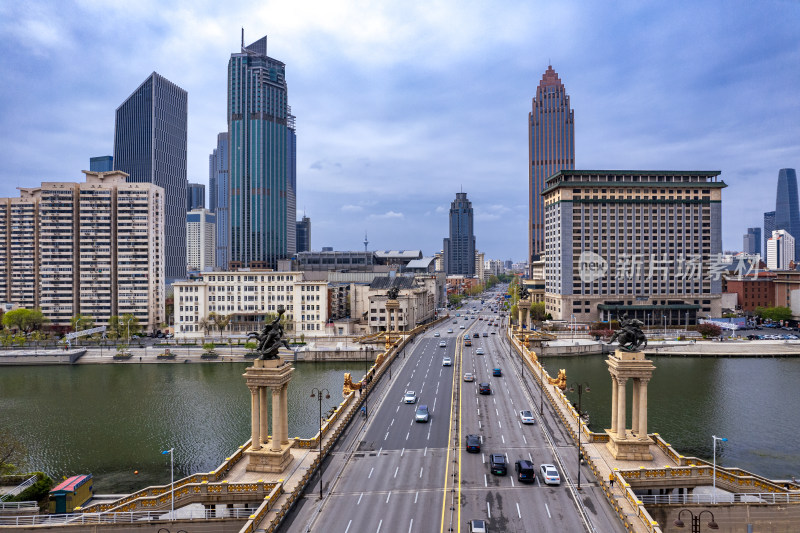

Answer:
[1,1,798,261]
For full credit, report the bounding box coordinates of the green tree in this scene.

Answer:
[2,308,48,333]
[120,313,141,340]
[754,306,792,322]
[0,429,26,475]
[106,316,121,340]
[70,314,95,332]
[530,302,547,321]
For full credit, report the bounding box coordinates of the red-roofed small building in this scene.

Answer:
[49,474,93,514]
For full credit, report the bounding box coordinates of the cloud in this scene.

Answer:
[340,204,363,212]
[369,211,404,220]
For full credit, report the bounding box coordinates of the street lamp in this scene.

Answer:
[125,316,133,344]
[663,315,667,338]
[571,314,576,343]
[568,382,591,418]
[310,387,331,500]
[568,382,590,490]
[673,509,719,532]
[647,313,651,330]
[160,448,175,518]
[712,435,728,504]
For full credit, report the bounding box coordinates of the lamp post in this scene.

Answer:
[364,347,370,420]
[685,311,689,332]
[568,382,590,490]
[673,509,719,532]
[571,314,575,343]
[125,316,133,345]
[663,315,667,338]
[568,382,591,419]
[647,313,651,330]
[712,435,728,504]
[310,387,331,500]
[160,448,174,518]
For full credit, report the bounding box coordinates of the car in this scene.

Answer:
[460,325,466,329]
[415,405,430,423]
[519,410,535,424]
[492,368,502,376]
[465,339,472,346]
[447,328,454,333]
[468,519,488,533]
[491,331,496,335]
[479,382,491,395]
[464,334,470,340]
[453,320,458,324]
[442,356,452,366]
[434,332,440,337]
[439,340,447,347]
[404,391,418,404]
[476,348,484,355]
[515,460,535,482]
[165,333,174,339]
[466,434,481,453]
[463,372,475,382]
[540,463,561,485]
[483,332,488,337]
[131,335,140,339]
[473,333,480,338]
[490,454,507,475]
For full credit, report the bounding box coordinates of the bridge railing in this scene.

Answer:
[0,507,252,526]
[640,492,800,506]
[0,475,37,502]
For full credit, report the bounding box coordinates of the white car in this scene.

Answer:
[519,410,535,424]
[442,356,452,366]
[447,329,454,333]
[404,391,418,404]
[460,325,466,329]
[439,340,447,347]
[434,332,440,337]
[463,372,475,382]
[540,464,561,485]
[476,347,484,355]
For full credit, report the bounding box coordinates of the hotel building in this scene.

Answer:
[543,170,725,324]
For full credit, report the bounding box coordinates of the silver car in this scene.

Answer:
[403,390,417,404]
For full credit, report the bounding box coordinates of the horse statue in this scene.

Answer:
[607,314,648,352]
[387,286,400,300]
[248,306,291,360]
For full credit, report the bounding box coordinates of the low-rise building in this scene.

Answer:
[724,273,775,311]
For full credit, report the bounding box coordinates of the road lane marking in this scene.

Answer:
[369,468,374,479]
[511,476,515,487]
[477,408,480,416]
[415,491,418,503]
[408,519,413,533]
[401,447,405,457]
[391,419,395,426]
[377,519,383,532]
[433,398,437,412]
[498,420,502,429]
[501,434,505,443]
[517,421,521,428]
[482,453,486,463]
[484,474,487,487]
[496,408,499,416]
[478,420,482,429]
[516,502,521,518]
[358,493,363,505]
[346,519,352,533]
[523,435,527,444]
[384,432,389,440]
[424,447,427,456]
[487,502,491,518]
[396,406,400,413]
[545,503,551,518]
[406,432,409,440]
[420,467,424,478]
[427,427,431,440]
[386,492,391,503]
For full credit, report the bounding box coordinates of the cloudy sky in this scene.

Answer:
[1,1,798,262]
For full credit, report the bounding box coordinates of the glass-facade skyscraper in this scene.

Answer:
[90,156,113,172]
[443,192,475,276]
[209,132,229,269]
[528,66,574,268]
[764,211,776,258]
[187,183,205,210]
[227,35,297,269]
[743,227,761,256]
[775,168,800,260]
[114,72,188,282]
[296,216,310,253]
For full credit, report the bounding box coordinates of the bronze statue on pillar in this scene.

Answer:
[248,306,291,360]
[607,313,647,351]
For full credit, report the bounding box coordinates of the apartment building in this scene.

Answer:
[543,170,726,323]
[0,171,165,331]
[186,208,216,271]
[173,270,328,339]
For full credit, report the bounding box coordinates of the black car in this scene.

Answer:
[473,333,480,338]
[479,382,491,395]
[466,434,481,453]
[515,459,535,482]
[490,454,507,475]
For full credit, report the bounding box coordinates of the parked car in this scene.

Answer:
[479,382,491,395]
[466,434,481,453]
[415,405,430,423]
[463,372,475,382]
[519,410,535,424]
[404,391,418,404]
[442,356,452,366]
[515,460,535,482]
[540,463,561,485]
[489,454,507,475]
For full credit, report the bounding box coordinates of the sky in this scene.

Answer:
[1,1,798,263]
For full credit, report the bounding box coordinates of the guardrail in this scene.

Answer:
[640,492,800,506]
[0,508,252,526]
[0,501,38,513]
[0,476,36,502]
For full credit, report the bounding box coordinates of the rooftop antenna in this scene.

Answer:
[364,231,369,252]
[241,28,245,49]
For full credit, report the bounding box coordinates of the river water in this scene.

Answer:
[0,362,364,493]
[2,356,798,493]
[541,355,800,480]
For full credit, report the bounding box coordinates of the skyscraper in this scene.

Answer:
[764,211,776,257]
[209,132,229,269]
[775,168,800,260]
[90,156,113,172]
[187,183,205,210]
[114,72,187,282]
[528,65,574,269]
[743,227,761,256]
[227,35,297,269]
[443,192,476,276]
[767,230,795,270]
[296,216,311,253]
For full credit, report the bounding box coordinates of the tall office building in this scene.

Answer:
[528,65,574,270]
[296,216,311,253]
[775,168,800,260]
[443,192,476,276]
[743,227,761,256]
[209,132,229,269]
[90,156,113,172]
[186,208,216,271]
[0,171,165,331]
[227,35,297,269]
[764,211,776,257]
[187,183,205,210]
[542,170,726,323]
[767,230,795,270]
[114,72,188,282]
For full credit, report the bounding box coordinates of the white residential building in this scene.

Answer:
[173,270,328,339]
[767,230,795,270]
[186,208,216,271]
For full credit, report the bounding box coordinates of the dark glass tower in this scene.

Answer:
[227,35,296,269]
[443,192,476,276]
[529,66,574,267]
[114,72,188,281]
[775,168,800,260]
[209,132,229,269]
[296,216,310,253]
[187,183,205,210]
[764,211,776,258]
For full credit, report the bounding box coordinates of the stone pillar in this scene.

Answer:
[250,386,261,451]
[610,376,618,433]
[259,387,269,446]
[616,377,627,438]
[280,383,289,444]
[638,378,649,440]
[271,387,282,452]
[631,379,640,435]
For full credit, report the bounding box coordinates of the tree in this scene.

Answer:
[212,313,230,339]
[70,314,95,332]
[198,316,212,337]
[106,316,121,340]
[120,313,141,339]
[0,429,26,475]
[2,308,48,333]
[696,323,722,338]
[754,306,792,323]
[530,302,547,321]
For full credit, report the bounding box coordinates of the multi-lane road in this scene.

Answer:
[284,299,626,533]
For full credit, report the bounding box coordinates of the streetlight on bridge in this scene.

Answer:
[568,382,590,490]
[673,508,719,532]
[310,387,331,500]
[712,435,728,504]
